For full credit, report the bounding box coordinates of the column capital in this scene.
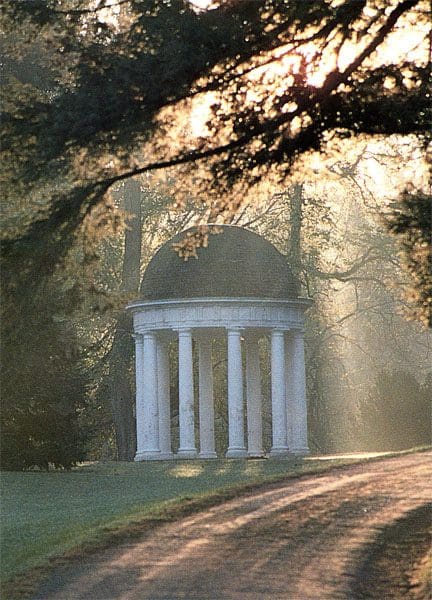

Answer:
[132,333,143,342]
[271,327,290,335]
[141,330,156,339]
[226,326,243,335]
[176,327,192,336]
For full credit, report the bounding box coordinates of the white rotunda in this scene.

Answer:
[127,225,311,460]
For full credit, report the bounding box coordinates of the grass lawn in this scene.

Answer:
[0,451,409,589]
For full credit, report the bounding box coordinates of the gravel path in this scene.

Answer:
[34,452,432,600]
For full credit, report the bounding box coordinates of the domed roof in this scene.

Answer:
[140,225,300,301]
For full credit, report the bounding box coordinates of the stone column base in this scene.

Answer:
[134,451,162,461]
[269,446,290,457]
[176,448,198,459]
[199,451,218,459]
[247,451,266,458]
[158,452,175,460]
[226,447,248,458]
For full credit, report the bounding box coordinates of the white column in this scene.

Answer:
[290,329,310,455]
[245,333,263,457]
[285,334,295,450]
[157,338,173,458]
[177,328,197,458]
[198,337,217,458]
[133,333,145,461]
[270,329,289,456]
[226,328,247,458]
[135,331,160,460]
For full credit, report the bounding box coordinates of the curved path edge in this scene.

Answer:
[34,451,432,600]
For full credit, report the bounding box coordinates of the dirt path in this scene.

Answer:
[34,452,431,600]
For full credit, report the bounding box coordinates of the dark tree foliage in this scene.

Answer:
[357,371,431,451]
[1,0,430,324]
[0,284,89,470]
[386,191,432,327]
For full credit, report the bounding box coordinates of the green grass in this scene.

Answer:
[1,449,426,591]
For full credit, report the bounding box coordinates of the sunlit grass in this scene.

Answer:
[168,463,205,478]
[305,451,393,461]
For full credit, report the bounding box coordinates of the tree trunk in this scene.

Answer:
[109,315,137,461]
[288,183,303,292]
[108,178,142,460]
